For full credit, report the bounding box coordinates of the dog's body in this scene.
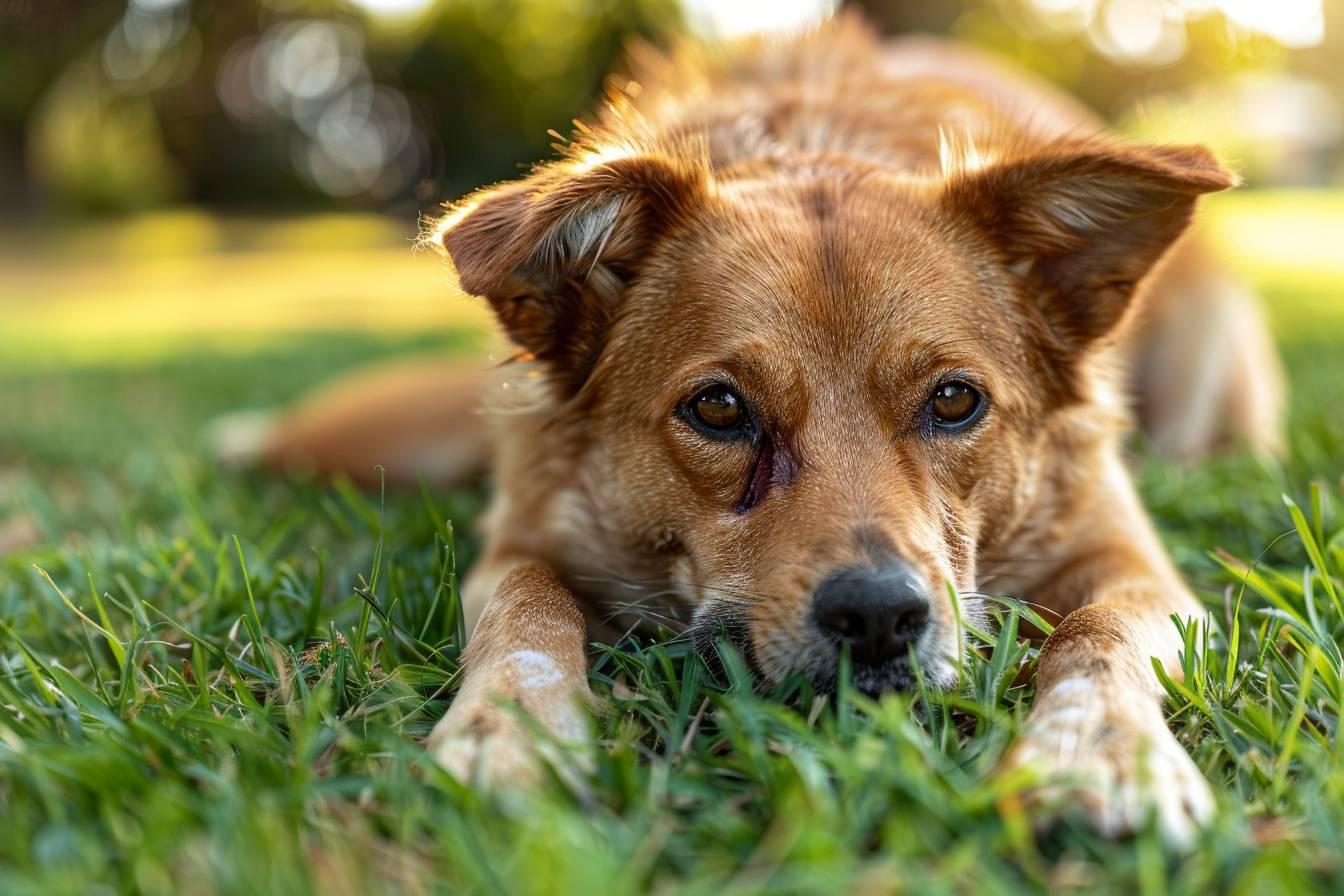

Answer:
[243,18,1284,843]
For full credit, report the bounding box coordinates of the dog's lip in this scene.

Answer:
[808,657,921,696]
[687,605,761,679]
[807,617,938,694]
[690,620,931,696]
[688,602,949,695]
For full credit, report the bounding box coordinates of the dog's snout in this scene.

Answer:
[811,563,930,667]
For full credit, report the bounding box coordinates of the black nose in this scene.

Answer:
[811,563,931,667]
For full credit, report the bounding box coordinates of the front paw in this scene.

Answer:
[1002,685,1214,847]
[428,696,548,789]
[427,681,590,792]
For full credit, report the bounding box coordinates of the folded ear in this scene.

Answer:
[943,141,1237,351]
[428,152,704,389]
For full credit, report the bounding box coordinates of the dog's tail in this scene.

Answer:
[211,357,493,488]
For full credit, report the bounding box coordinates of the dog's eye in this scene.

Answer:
[689,385,746,433]
[929,382,983,430]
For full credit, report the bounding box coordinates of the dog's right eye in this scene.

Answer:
[687,385,748,435]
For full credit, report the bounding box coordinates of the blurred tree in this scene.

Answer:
[397,0,682,201]
[1,0,1339,215]
[2,0,680,215]
[0,0,126,209]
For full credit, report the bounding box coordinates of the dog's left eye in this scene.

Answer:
[929,381,984,430]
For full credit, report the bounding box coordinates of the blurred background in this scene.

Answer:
[2,0,1343,549]
[2,0,1342,346]
[2,0,1342,347]
[4,0,1342,215]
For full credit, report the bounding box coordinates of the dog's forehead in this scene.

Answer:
[608,176,1035,424]
[653,175,1004,347]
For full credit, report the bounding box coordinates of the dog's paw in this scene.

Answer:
[429,708,545,790]
[427,687,589,792]
[1002,685,1214,848]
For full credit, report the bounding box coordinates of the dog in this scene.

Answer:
[230,16,1285,844]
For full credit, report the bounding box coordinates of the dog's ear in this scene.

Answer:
[943,141,1236,351]
[429,152,704,387]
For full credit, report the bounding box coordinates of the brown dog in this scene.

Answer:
[237,17,1285,844]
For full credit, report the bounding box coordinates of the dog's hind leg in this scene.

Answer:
[1126,238,1285,462]
[427,563,594,789]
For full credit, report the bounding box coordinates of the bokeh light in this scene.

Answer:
[212,18,425,199]
[6,0,1342,215]
[682,0,836,37]
[1020,0,1325,64]
[344,0,438,18]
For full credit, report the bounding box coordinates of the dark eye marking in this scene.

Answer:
[737,436,798,514]
[679,383,795,512]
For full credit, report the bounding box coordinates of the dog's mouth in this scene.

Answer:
[802,658,921,697]
[687,605,942,697]
[687,604,760,682]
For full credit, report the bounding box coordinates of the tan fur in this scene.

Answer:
[250,16,1285,844]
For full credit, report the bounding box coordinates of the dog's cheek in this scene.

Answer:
[659,430,759,511]
[952,419,1032,525]
[742,562,825,674]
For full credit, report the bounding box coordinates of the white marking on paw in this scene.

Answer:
[509,649,563,690]
[1050,676,1095,698]
[1038,705,1088,726]
[1005,699,1216,849]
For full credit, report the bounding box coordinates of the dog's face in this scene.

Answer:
[434,141,1232,693]
[593,174,1042,692]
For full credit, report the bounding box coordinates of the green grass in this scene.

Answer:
[3,204,1344,893]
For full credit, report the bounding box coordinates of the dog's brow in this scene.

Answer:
[869,337,988,396]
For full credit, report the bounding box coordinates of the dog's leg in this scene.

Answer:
[1002,479,1214,845]
[427,563,593,788]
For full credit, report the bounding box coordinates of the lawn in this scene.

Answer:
[2,193,1344,894]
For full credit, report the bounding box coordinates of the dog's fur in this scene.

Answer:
[241,18,1286,844]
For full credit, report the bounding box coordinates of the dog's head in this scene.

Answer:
[430,138,1233,694]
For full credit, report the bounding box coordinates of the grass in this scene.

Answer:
[2,195,1344,894]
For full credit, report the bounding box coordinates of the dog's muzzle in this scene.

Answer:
[690,560,937,695]
[808,561,933,695]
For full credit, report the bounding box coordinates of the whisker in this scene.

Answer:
[570,571,776,605]
[600,600,691,632]
[958,590,1065,622]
